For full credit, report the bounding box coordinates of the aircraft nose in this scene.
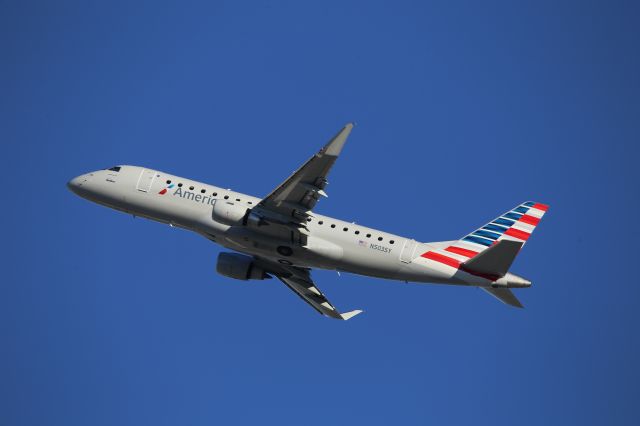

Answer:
[67,174,88,195]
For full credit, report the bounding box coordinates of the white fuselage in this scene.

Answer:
[68,166,495,288]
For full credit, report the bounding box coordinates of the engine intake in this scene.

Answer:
[216,252,270,280]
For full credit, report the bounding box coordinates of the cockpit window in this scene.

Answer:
[108,166,121,172]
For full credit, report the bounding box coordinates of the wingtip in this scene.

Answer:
[324,123,354,156]
[340,309,363,320]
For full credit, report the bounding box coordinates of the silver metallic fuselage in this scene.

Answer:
[68,166,496,288]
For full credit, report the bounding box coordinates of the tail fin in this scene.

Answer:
[421,201,548,269]
[425,201,548,267]
[460,201,548,250]
[419,202,548,308]
[441,201,547,308]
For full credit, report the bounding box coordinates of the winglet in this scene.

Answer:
[323,123,354,156]
[340,309,363,320]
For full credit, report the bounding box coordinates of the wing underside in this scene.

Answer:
[254,257,362,320]
[277,274,362,320]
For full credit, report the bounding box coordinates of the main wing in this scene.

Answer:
[255,123,353,225]
[254,257,362,320]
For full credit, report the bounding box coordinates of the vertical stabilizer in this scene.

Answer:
[420,201,548,270]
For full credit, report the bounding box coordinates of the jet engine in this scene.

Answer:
[211,199,249,226]
[216,252,270,280]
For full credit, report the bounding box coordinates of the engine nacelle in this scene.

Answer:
[216,252,269,281]
[211,199,249,226]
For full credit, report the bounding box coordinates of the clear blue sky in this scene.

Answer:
[2,1,639,425]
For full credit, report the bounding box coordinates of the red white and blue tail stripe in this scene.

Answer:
[421,201,548,269]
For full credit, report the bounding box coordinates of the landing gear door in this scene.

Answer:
[400,239,417,263]
[136,168,157,192]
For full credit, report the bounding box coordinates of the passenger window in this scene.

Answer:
[343,227,348,232]
[366,233,371,238]
[166,180,172,184]
[236,198,240,202]
[248,201,253,205]
[355,230,360,235]
[212,192,217,196]
[331,224,336,228]
[201,189,206,194]
[178,183,183,187]
[224,195,229,200]
[378,237,383,241]
[189,186,194,190]
[390,240,395,244]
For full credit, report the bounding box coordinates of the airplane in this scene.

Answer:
[68,123,548,320]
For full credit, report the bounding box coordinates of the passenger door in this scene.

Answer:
[136,168,157,192]
[399,239,417,263]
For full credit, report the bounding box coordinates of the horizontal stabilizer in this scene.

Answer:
[462,240,523,278]
[482,287,523,308]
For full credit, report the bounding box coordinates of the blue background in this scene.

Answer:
[2,1,639,425]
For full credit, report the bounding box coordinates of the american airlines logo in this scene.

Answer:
[158,183,175,195]
[165,187,217,206]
